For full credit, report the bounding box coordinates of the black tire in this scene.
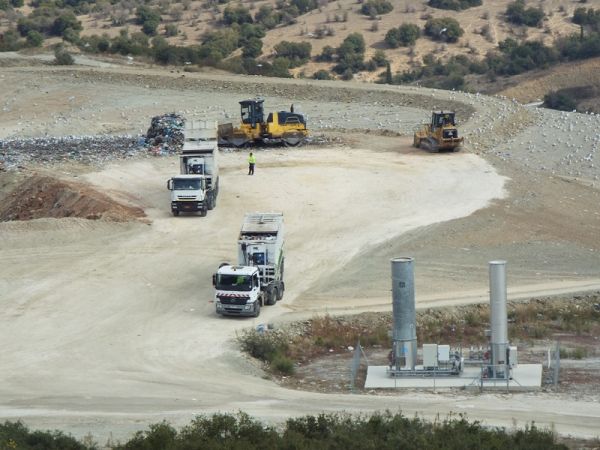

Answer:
[266,288,276,306]
[253,301,261,317]
[207,193,214,210]
[200,208,207,217]
[172,210,180,216]
[276,282,284,301]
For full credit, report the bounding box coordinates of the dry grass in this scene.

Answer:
[4,0,586,79]
[239,294,600,377]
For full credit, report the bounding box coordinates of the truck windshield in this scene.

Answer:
[216,274,252,291]
[173,178,202,190]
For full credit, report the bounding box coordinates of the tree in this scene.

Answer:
[51,12,82,37]
[54,45,75,65]
[385,23,420,47]
[273,41,311,67]
[428,0,481,10]
[360,0,393,15]
[165,24,178,37]
[26,30,44,47]
[543,90,577,111]
[334,32,365,73]
[313,69,332,80]
[505,0,545,27]
[242,37,262,58]
[424,17,464,42]
[136,6,161,26]
[223,4,253,25]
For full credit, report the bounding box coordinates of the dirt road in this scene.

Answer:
[1,63,599,443]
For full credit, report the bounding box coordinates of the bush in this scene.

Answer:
[424,17,464,42]
[333,32,365,73]
[242,37,262,58]
[223,4,253,25]
[142,19,159,36]
[572,7,600,31]
[0,421,87,450]
[385,23,420,47]
[543,90,577,111]
[315,45,335,62]
[360,0,393,15]
[165,24,178,37]
[26,30,44,47]
[505,0,545,27]
[54,46,74,65]
[119,412,568,449]
[273,40,311,67]
[51,12,82,38]
[313,69,333,80]
[271,353,295,374]
[428,0,481,10]
[136,6,161,26]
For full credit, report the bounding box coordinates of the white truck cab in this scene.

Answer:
[167,174,207,216]
[213,265,262,317]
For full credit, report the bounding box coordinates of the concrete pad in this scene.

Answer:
[365,364,543,390]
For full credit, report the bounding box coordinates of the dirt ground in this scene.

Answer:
[1,61,600,445]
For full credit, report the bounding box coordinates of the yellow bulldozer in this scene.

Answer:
[218,98,308,147]
[413,111,463,152]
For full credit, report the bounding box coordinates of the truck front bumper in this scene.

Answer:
[172,201,204,212]
[216,301,256,317]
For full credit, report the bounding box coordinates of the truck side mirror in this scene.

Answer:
[167,179,173,190]
[212,274,216,287]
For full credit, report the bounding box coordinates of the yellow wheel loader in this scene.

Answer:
[218,98,308,147]
[413,111,464,152]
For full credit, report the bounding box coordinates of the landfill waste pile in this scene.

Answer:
[0,135,141,170]
[144,113,185,155]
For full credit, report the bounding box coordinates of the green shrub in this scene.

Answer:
[26,30,44,47]
[0,421,86,449]
[242,37,262,58]
[385,23,420,47]
[334,32,365,73]
[313,69,333,80]
[505,0,545,27]
[271,353,295,374]
[424,17,464,42]
[165,24,178,37]
[237,329,289,362]
[136,6,161,26]
[0,28,23,51]
[360,0,393,15]
[223,4,253,25]
[573,7,600,31]
[54,46,74,65]
[428,0,482,10]
[273,40,311,67]
[543,90,577,111]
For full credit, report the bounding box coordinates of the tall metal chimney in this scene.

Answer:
[489,260,508,376]
[391,257,417,371]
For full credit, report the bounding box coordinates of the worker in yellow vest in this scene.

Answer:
[248,152,256,175]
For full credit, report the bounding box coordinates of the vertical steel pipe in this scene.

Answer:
[391,257,417,370]
[489,260,508,370]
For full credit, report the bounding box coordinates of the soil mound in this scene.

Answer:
[0,175,145,222]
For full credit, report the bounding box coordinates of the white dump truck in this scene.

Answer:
[213,213,285,317]
[167,120,219,216]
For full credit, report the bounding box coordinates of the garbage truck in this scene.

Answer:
[167,120,219,216]
[213,212,285,317]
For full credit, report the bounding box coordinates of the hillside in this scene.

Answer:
[1,0,600,105]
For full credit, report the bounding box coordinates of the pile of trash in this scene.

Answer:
[0,135,141,170]
[144,113,185,155]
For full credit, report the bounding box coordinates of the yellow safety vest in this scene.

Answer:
[248,155,256,164]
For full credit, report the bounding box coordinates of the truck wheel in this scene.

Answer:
[266,288,276,306]
[172,210,180,216]
[207,193,214,210]
[200,208,207,217]
[276,282,284,301]
[253,302,261,317]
